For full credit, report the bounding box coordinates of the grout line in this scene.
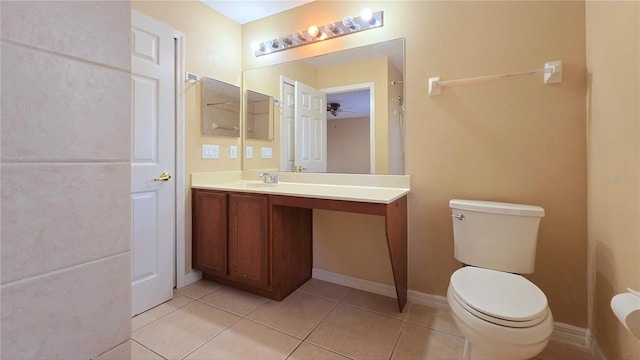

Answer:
[300,297,340,342]
[131,338,168,360]
[131,292,196,332]
[299,302,356,360]
[178,309,244,360]
[388,318,408,360]
[0,251,129,288]
[0,38,131,74]
[1,160,131,165]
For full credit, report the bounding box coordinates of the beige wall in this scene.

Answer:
[132,1,243,272]
[243,1,588,327]
[586,2,640,359]
[327,117,371,173]
[1,1,132,358]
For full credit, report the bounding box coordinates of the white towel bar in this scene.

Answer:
[428,61,562,96]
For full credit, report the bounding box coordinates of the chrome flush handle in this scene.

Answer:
[452,213,465,220]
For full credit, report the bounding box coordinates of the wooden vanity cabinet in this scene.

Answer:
[227,193,269,289]
[191,190,227,277]
[191,189,312,301]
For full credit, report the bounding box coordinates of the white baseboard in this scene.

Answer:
[179,270,202,288]
[551,322,592,349]
[312,268,399,298]
[312,268,592,350]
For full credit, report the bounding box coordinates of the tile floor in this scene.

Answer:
[97,279,593,360]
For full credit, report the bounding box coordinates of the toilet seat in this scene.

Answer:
[450,267,549,328]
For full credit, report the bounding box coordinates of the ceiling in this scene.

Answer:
[326,90,370,120]
[201,0,314,24]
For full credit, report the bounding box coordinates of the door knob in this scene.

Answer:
[153,172,172,181]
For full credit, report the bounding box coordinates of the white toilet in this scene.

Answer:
[447,199,553,360]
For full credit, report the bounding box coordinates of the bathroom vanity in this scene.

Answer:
[191,171,410,311]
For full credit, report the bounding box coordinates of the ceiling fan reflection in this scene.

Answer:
[326,102,355,117]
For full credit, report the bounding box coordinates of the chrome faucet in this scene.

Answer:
[259,172,278,184]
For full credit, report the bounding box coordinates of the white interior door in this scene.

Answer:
[131,10,175,316]
[281,80,295,172]
[294,81,327,172]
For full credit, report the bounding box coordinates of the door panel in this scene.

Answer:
[294,81,327,172]
[131,10,175,316]
[282,82,295,172]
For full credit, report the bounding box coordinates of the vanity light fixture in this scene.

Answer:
[253,10,383,57]
[342,16,360,31]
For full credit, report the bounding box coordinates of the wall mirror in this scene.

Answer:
[202,77,240,137]
[245,90,274,140]
[243,38,405,174]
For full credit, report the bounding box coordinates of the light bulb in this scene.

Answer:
[362,9,377,25]
[280,36,293,46]
[265,39,280,49]
[294,31,308,42]
[250,41,260,51]
[307,25,320,37]
[324,23,341,35]
[342,16,359,31]
[361,9,373,22]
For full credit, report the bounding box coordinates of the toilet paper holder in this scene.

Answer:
[611,287,640,339]
[626,288,640,297]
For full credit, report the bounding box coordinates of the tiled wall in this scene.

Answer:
[1,2,132,358]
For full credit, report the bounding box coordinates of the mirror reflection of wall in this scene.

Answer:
[202,77,240,137]
[327,90,371,174]
[242,38,405,174]
[245,90,274,140]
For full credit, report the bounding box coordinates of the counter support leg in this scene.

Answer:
[385,195,408,312]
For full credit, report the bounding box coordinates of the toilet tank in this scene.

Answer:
[450,199,545,274]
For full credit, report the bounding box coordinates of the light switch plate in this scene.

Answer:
[246,146,253,159]
[261,147,272,159]
[202,144,219,159]
[230,145,237,159]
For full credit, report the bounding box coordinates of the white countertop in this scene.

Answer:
[191,171,410,204]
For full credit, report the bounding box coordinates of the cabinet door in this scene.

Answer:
[192,189,227,277]
[228,193,270,289]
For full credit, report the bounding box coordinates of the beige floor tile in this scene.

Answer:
[185,319,301,360]
[132,292,193,331]
[307,304,403,360]
[341,288,407,320]
[175,279,220,299]
[405,303,462,336]
[247,292,337,338]
[536,339,593,360]
[297,278,350,301]
[96,340,164,360]
[391,323,465,360]
[132,301,238,359]
[287,342,350,360]
[199,285,267,316]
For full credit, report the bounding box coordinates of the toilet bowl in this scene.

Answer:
[447,266,553,360]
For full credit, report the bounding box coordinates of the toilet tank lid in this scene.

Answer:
[450,199,545,217]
